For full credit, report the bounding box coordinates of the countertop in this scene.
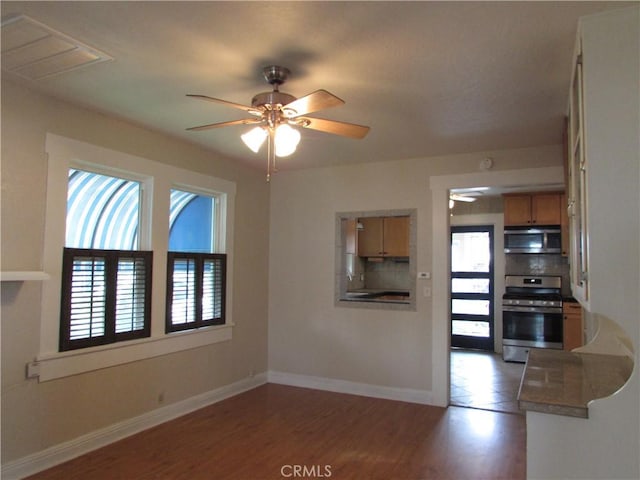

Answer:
[517,348,634,418]
[341,289,410,304]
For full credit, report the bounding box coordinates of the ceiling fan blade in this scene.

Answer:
[186,118,263,132]
[449,194,477,203]
[186,94,261,115]
[298,117,370,139]
[283,90,345,117]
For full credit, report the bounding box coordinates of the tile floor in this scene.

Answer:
[450,348,525,414]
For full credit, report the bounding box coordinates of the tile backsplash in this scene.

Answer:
[505,254,571,296]
[347,256,411,291]
[364,258,411,290]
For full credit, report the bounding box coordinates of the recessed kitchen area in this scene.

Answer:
[335,209,416,310]
[449,187,580,413]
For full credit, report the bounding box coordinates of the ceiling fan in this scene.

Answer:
[186,65,370,181]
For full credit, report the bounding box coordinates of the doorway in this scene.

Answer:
[450,225,494,350]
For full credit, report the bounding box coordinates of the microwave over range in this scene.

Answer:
[504,226,561,254]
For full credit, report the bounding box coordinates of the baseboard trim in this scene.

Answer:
[268,370,434,405]
[1,373,267,480]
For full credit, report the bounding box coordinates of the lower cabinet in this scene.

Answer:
[563,302,584,351]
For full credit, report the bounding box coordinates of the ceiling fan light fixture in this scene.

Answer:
[187,65,369,181]
[274,124,300,157]
[241,126,268,153]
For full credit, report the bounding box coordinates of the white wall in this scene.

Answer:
[526,7,640,479]
[267,145,563,405]
[1,79,271,467]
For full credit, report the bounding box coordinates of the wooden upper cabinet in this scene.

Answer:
[344,218,357,255]
[503,193,562,226]
[357,217,383,257]
[357,216,409,257]
[532,194,562,225]
[503,195,533,225]
[383,216,410,257]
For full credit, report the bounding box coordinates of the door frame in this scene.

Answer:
[429,165,564,407]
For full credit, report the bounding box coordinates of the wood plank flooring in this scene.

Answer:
[26,384,525,480]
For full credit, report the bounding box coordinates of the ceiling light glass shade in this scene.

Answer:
[274,124,301,157]
[241,126,268,153]
[241,124,301,157]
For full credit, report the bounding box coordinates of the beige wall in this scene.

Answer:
[268,145,562,397]
[1,79,270,462]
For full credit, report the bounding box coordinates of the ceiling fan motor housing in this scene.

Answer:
[263,65,290,86]
[251,91,296,110]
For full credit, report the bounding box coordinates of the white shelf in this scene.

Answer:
[1,271,50,282]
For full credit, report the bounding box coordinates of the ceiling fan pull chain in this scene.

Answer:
[266,127,275,182]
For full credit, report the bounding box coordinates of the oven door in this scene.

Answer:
[502,306,563,348]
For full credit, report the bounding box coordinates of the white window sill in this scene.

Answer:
[29,324,234,382]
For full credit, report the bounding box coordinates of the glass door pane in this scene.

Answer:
[451,278,490,294]
[450,225,494,351]
[451,231,490,272]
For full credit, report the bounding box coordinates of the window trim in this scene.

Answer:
[38,133,236,382]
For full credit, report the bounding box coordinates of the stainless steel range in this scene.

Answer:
[502,275,563,362]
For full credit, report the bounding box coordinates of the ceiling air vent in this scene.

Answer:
[1,14,112,80]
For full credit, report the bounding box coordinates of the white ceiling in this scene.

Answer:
[1,1,631,174]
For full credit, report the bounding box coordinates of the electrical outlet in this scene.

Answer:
[417,272,431,279]
[158,392,165,404]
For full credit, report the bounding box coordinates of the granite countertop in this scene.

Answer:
[517,348,634,418]
[342,289,410,304]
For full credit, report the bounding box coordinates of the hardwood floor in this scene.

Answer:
[27,384,525,480]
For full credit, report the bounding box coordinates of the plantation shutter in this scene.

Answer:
[166,252,226,333]
[60,248,152,351]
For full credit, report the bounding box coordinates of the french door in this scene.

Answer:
[450,225,494,350]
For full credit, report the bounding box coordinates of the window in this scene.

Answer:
[169,189,216,253]
[166,189,226,333]
[166,253,226,332]
[39,134,236,381]
[60,169,152,351]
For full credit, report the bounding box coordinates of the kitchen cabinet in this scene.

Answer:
[357,216,409,257]
[503,193,563,226]
[563,301,583,351]
[344,218,357,255]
